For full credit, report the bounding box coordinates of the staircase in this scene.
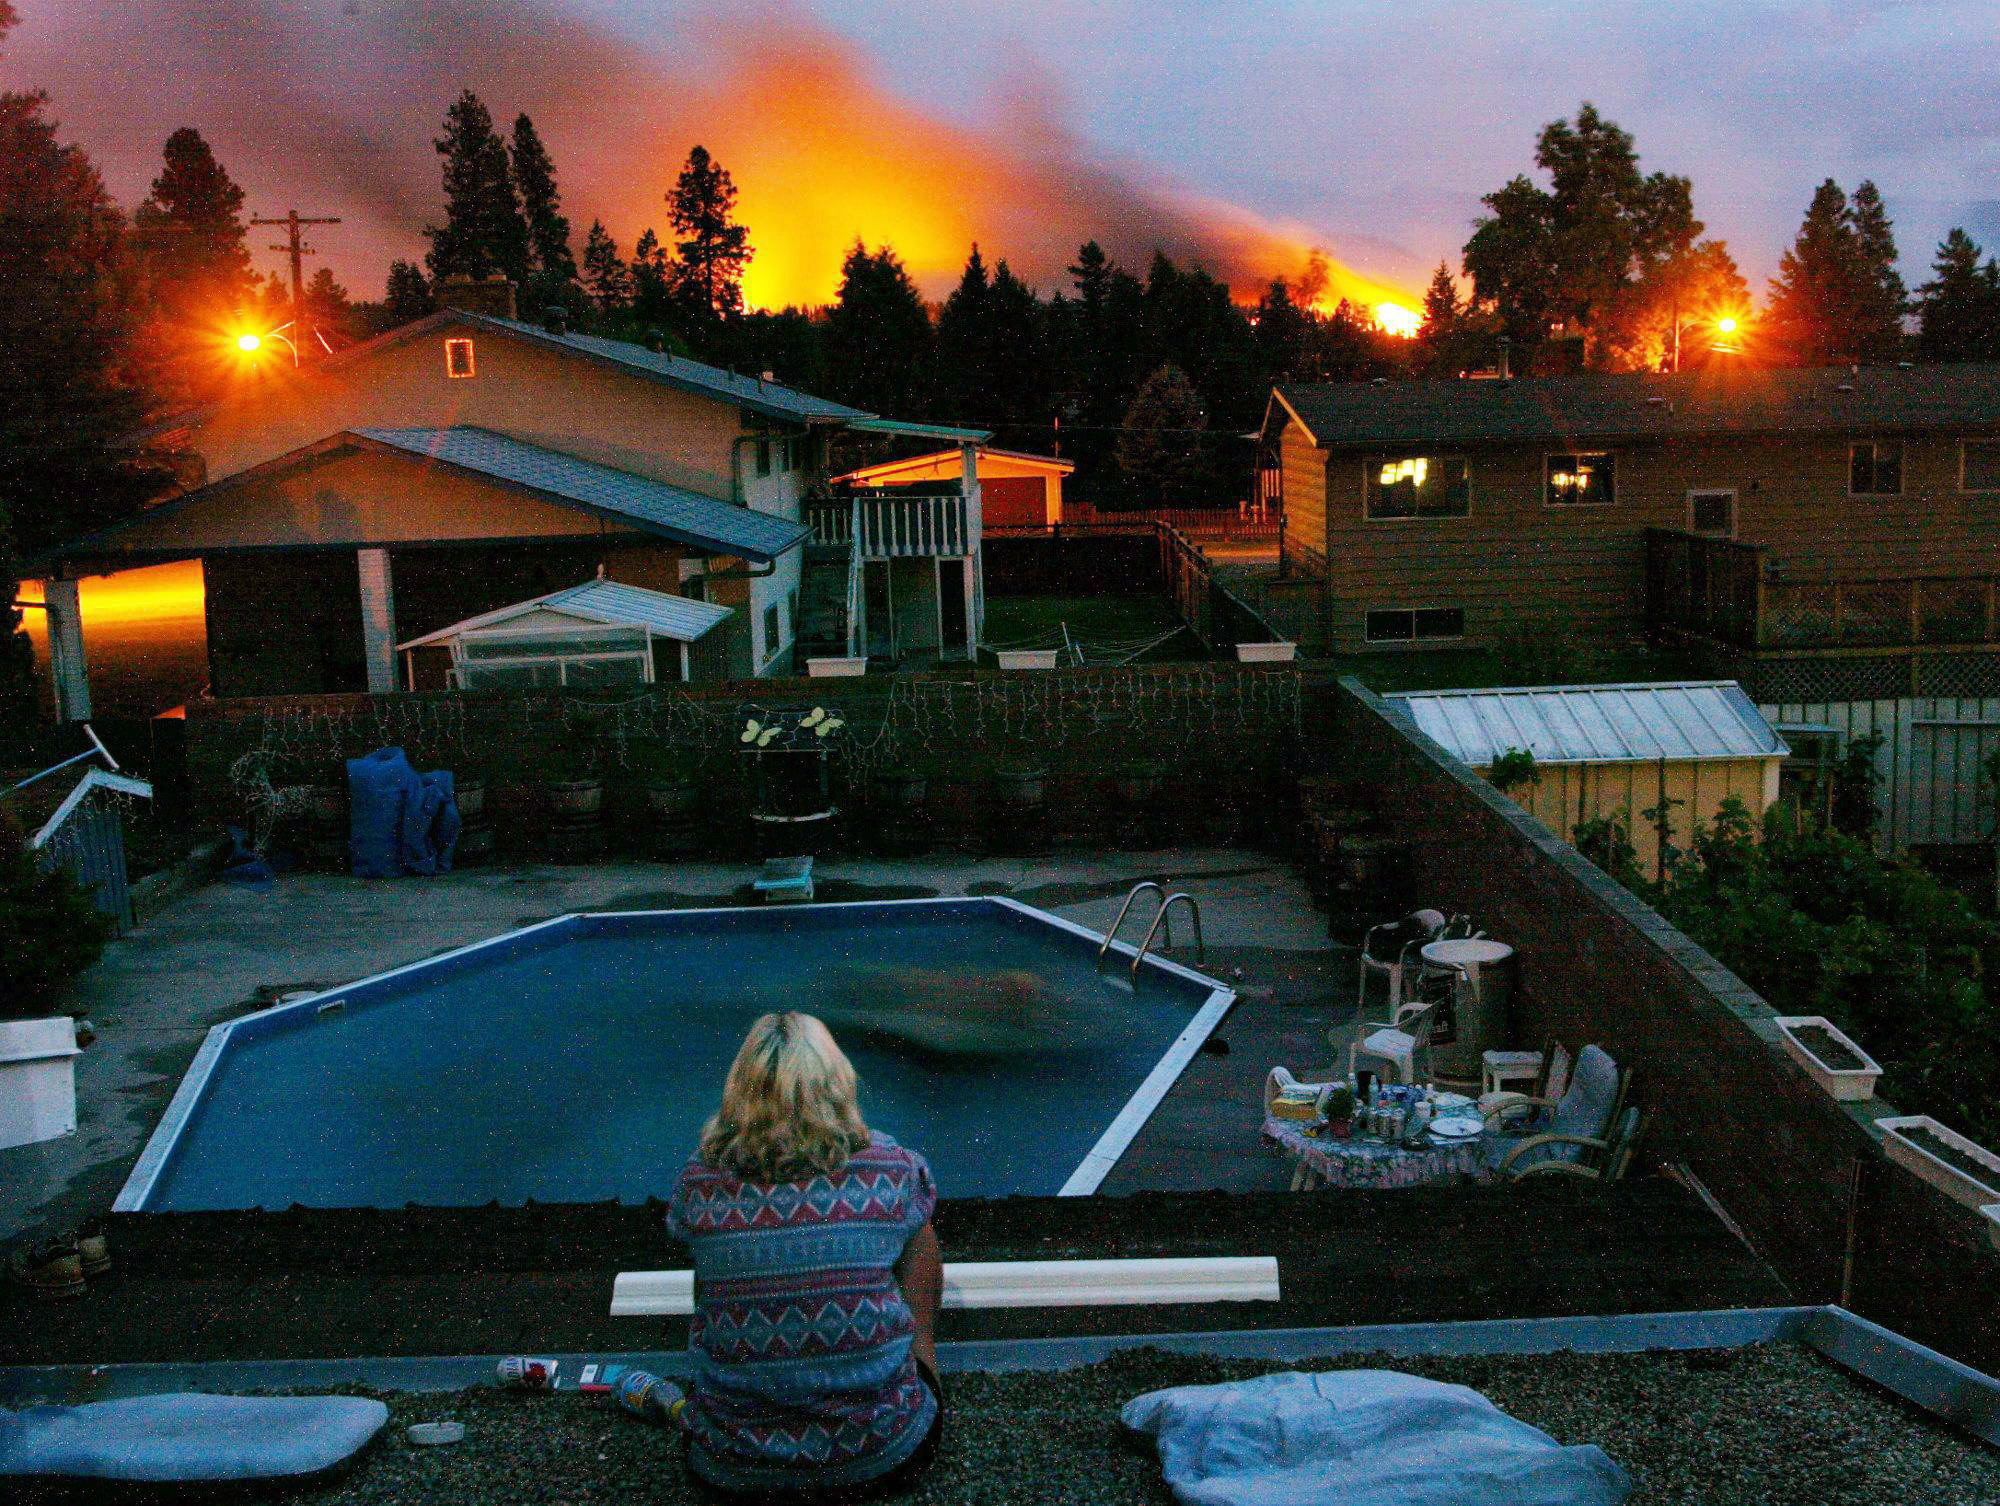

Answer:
[797,545,855,660]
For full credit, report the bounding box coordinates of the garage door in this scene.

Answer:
[981,477,1045,529]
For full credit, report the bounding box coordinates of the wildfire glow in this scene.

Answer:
[633,30,1417,315]
[1373,302,1422,338]
[17,562,207,629]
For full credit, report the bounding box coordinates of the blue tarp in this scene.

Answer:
[1122,1370,1630,1506]
[0,1394,389,1483]
[346,748,461,879]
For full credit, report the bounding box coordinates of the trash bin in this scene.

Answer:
[1417,939,1515,1084]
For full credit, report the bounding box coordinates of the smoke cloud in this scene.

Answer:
[5,0,1412,310]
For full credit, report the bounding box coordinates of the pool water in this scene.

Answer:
[128,900,1232,1211]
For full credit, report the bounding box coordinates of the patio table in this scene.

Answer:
[1262,1113,1494,1191]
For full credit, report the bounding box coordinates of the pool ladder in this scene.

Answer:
[1098,882,1206,981]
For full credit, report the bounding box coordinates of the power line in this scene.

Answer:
[251,210,343,332]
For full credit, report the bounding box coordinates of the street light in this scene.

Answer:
[231,321,299,366]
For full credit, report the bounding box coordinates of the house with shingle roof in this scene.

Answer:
[1263,363,2000,661]
[29,286,988,712]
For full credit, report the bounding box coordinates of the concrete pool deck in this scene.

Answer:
[2,847,1338,1242]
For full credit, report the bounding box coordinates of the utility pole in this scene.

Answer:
[251,210,342,335]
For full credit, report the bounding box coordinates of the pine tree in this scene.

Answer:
[510,114,577,311]
[581,219,631,311]
[0,87,160,729]
[424,91,529,289]
[1253,278,1310,381]
[823,241,931,416]
[384,260,432,320]
[1116,363,1208,507]
[1417,262,1464,372]
[1848,181,1908,360]
[1916,229,2000,363]
[934,244,993,421]
[303,265,348,325]
[631,227,672,325]
[132,127,252,312]
[1767,181,1857,365]
[667,145,750,325]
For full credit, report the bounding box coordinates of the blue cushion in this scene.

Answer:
[0,1394,389,1483]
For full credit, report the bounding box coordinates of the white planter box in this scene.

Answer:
[1879,1115,2000,1211]
[1983,1204,2000,1255]
[995,649,1059,671]
[0,1017,83,1150]
[805,656,867,678]
[1236,641,1298,663]
[1774,1015,1882,1101]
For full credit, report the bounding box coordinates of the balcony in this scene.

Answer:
[807,491,971,558]
[1645,528,2000,654]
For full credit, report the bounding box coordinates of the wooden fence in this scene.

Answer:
[1045,500,1282,542]
[1159,525,1286,650]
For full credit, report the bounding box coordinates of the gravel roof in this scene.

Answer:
[1274,362,2000,450]
[309,1344,1999,1505]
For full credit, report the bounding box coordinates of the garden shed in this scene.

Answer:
[398,578,734,689]
[1387,681,1789,879]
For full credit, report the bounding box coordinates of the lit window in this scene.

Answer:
[444,338,476,379]
[1850,441,1902,496]
[1365,454,1470,519]
[1689,489,1736,537]
[1961,440,2000,492]
[1546,452,1615,505]
[1365,607,1464,643]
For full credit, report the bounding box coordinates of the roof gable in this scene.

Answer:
[398,578,733,648]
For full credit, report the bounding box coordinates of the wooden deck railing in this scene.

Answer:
[1646,528,2000,652]
[808,493,970,558]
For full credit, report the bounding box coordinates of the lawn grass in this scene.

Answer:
[1326,642,1715,695]
[982,593,1197,662]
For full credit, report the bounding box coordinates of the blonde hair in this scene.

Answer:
[699,1013,870,1182]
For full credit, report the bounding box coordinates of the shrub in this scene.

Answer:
[0,812,113,1018]
[1578,794,2000,1144]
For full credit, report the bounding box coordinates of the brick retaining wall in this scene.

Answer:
[1329,676,2000,1372]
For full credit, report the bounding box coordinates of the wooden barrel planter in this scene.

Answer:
[644,777,701,858]
[301,784,347,824]
[1112,760,1171,850]
[453,778,486,821]
[871,770,930,856]
[1323,832,1410,938]
[986,765,1049,856]
[547,779,604,818]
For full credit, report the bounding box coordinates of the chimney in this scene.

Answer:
[435,274,518,320]
[1497,335,1512,381]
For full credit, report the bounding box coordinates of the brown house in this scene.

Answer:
[1265,364,2000,658]
[31,296,988,719]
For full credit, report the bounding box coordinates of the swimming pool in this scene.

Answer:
[115,898,1235,1212]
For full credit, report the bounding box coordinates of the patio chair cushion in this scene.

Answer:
[0,1393,389,1484]
[1122,1368,1630,1506]
[1487,1044,1620,1175]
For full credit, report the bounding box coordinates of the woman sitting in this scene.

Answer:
[668,1012,944,1502]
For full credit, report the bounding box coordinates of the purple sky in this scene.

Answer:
[8,0,1997,304]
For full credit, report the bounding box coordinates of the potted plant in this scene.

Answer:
[1773,1016,1882,1102]
[1323,1085,1355,1139]
[1112,758,1171,810]
[625,743,698,818]
[1878,1115,2000,1211]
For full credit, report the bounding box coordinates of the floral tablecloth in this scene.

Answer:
[1262,1114,1494,1189]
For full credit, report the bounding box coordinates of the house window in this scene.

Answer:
[1850,441,1903,496]
[1776,724,1842,824]
[1364,455,1470,519]
[1689,489,1737,537]
[755,439,773,477]
[1365,607,1465,643]
[1962,439,2000,492]
[763,603,782,656]
[1546,452,1615,505]
[444,338,476,379]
